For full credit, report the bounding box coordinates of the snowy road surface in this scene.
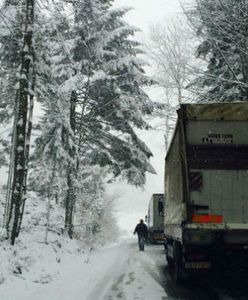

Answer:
[1,237,248,300]
[86,240,166,300]
[86,239,248,300]
[86,240,248,300]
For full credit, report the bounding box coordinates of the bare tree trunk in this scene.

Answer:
[7,0,35,245]
[65,91,77,238]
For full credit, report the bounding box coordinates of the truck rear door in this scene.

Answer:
[186,120,248,224]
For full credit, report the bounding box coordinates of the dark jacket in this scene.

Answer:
[134,223,148,237]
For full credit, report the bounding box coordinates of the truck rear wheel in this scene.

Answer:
[166,254,173,268]
[148,233,154,244]
[173,241,183,283]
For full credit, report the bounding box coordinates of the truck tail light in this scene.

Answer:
[192,214,223,223]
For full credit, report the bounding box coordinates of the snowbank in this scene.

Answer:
[0,191,123,300]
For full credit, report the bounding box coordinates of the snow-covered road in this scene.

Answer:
[85,239,248,300]
[0,238,168,300]
[87,239,166,300]
[1,237,248,300]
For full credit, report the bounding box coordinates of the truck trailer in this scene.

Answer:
[147,193,164,243]
[164,102,248,281]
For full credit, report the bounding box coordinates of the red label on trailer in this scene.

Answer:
[192,214,223,223]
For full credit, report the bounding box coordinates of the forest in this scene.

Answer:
[0,0,248,292]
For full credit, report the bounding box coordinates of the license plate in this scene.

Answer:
[154,235,163,240]
[185,262,211,269]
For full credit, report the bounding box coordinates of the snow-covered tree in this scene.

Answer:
[0,0,22,122]
[149,18,195,105]
[73,1,155,185]
[191,0,248,102]
[30,0,155,239]
[1,0,67,243]
[76,165,119,247]
[0,0,156,242]
[0,0,36,245]
[25,0,78,237]
[0,0,23,176]
[148,17,196,150]
[28,98,70,200]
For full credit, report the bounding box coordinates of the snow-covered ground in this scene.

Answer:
[0,189,167,300]
[1,189,248,300]
[0,237,167,300]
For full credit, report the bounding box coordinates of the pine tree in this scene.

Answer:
[29,0,155,239]
[27,0,79,237]
[73,1,155,185]
[0,0,53,243]
[0,0,22,123]
[29,98,70,201]
[6,0,35,245]
[192,0,248,102]
[0,0,23,179]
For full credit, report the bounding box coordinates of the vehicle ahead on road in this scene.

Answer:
[164,102,248,281]
[146,193,165,244]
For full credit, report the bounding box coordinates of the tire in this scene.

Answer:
[173,241,183,283]
[148,233,154,244]
[166,254,174,268]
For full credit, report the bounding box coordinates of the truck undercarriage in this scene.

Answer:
[165,226,248,281]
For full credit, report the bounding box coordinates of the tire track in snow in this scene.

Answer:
[85,242,135,300]
[86,240,167,300]
[101,243,167,300]
[86,241,241,300]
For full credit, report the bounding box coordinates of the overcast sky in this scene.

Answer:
[114,0,183,35]
[111,0,185,234]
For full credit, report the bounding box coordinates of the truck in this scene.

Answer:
[147,193,164,243]
[164,102,248,281]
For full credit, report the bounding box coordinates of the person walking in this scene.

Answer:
[133,219,148,251]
